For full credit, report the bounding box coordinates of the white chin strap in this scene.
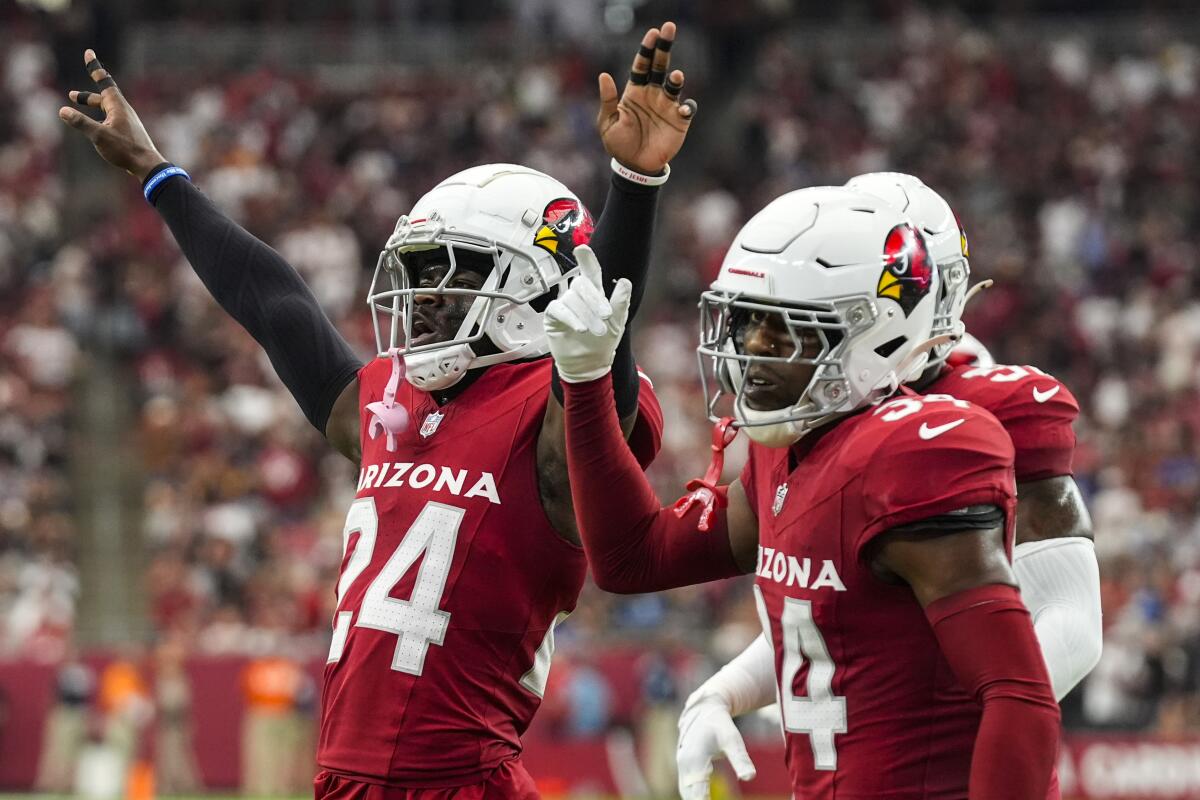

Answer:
[737,406,805,448]
[742,421,804,448]
[897,332,958,382]
[404,344,474,391]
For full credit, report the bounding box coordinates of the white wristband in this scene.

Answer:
[611,158,670,186]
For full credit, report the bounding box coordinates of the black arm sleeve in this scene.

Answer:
[147,167,363,434]
[551,171,660,418]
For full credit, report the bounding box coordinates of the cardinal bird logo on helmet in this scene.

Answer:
[877,223,934,317]
[957,218,970,259]
[534,198,594,270]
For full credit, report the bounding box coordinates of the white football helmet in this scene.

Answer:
[845,172,971,372]
[698,186,940,447]
[368,164,594,390]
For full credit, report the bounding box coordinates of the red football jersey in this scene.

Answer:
[742,394,1018,798]
[318,358,663,787]
[928,362,1078,482]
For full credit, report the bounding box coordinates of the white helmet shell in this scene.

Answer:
[368,164,594,390]
[846,172,971,372]
[698,186,940,447]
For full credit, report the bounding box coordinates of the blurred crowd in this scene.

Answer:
[3,5,1200,791]
[0,25,80,666]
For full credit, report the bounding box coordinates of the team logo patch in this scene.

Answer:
[876,223,934,317]
[533,198,594,270]
[954,210,970,259]
[420,410,445,438]
[772,482,789,517]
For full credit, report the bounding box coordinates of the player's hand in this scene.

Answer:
[544,246,630,384]
[597,21,697,176]
[677,690,757,800]
[58,49,166,181]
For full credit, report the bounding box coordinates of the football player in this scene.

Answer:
[546,186,1060,797]
[59,24,696,797]
[675,173,1100,799]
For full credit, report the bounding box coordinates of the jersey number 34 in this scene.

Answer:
[755,586,848,771]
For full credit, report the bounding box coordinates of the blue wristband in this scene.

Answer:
[143,165,191,204]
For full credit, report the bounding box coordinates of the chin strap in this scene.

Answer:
[961,278,994,310]
[366,349,410,452]
[673,417,738,532]
[895,332,960,383]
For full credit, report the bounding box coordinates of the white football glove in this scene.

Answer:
[544,245,631,384]
[676,690,757,800]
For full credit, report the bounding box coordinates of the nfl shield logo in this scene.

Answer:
[772,483,789,516]
[419,411,445,438]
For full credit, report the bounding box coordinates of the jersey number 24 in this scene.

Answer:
[326,498,562,697]
[328,497,460,675]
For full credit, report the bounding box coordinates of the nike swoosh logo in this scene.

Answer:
[919,419,966,440]
[1032,385,1061,403]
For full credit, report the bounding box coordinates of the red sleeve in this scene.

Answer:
[991,373,1078,482]
[926,584,1061,799]
[738,446,759,514]
[857,404,1016,559]
[627,368,664,470]
[563,375,744,593]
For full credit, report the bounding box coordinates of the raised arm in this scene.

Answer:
[564,372,755,591]
[546,20,695,421]
[584,20,697,404]
[537,21,697,537]
[541,260,756,586]
[59,50,363,461]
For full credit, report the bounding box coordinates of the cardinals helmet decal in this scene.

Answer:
[876,223,935,317]
[954,210,970,259]
[534,198,594,270]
